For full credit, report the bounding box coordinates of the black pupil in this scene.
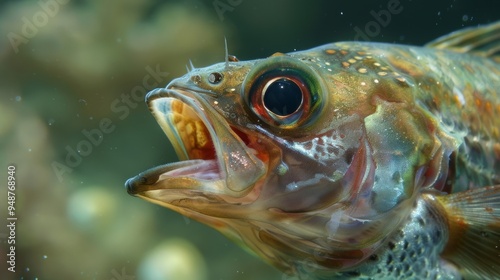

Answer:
[263,78,302,116]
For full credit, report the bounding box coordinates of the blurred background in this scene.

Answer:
[0,0,498,279]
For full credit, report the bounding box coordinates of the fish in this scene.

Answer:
[126,22,500,279]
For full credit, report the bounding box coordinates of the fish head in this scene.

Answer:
[126,46,428,275]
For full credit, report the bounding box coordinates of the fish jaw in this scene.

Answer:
[126,86,268,218]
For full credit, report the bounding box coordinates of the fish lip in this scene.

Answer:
[126,161,200,195]
[126,86,227,195]
[127,84,266,200]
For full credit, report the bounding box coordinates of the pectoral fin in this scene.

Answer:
[430,186,500,279]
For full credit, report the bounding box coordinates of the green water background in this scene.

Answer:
[0,0,498,279]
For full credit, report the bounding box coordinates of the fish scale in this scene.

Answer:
[297,41,500,196]
[127,22,500,279]
[324,198,457,280]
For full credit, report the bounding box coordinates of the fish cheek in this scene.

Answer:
[364,101,435,213]
[261,121,366,212]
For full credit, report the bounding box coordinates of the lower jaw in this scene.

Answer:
[158,159,221,181]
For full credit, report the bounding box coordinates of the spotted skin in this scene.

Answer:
[294,42,500,194]
[127,24,500,280]
[326,198,457,280]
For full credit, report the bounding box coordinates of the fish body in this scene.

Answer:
[127,22,500,279]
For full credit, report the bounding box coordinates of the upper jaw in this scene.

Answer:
[126,85,267,202]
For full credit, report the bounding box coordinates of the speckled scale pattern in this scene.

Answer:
[291,130,348,162]
[332,199,460,280]
[291,42,500,194]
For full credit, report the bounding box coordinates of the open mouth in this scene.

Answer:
[126,87,267,198]
[152,91,222,181]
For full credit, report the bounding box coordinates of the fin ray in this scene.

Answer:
[426,21,500,62]
[434,185,500,279]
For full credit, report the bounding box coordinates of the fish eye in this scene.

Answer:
[247,69,312,127]
[262,77,303,116]
[244,59,324,129]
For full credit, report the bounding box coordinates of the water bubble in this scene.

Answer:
[137,239,208,280]
[462,14,469,21]
[48,118,55,126]
[15,96,22,102]
[67,187,119,233]
[43,255,47,259]
[78,99,87,106]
